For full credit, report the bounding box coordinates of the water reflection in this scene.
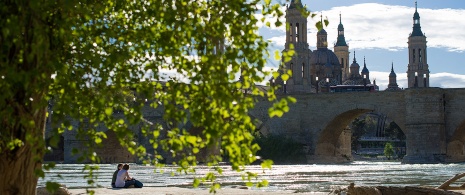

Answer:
[38,161,465,192]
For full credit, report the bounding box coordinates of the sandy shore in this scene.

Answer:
[67,187,465,195]
[67,187,328,195]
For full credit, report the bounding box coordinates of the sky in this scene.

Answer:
[260,0,465,90]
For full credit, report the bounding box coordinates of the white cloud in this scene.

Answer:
[430,72,465,88]
[254,5,287,32]
[370,71,465,90]
[265,3,465,52]
[268,35,287,47]
[326,3,465,51]
[262,3,465,90]
[320,3,465,51]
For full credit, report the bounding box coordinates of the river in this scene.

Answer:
[38,161,465,193]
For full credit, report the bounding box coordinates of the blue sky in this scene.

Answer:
[260,0,465,90]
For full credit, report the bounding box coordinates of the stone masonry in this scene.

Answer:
[250,87,465,164]
[46,87,465,164]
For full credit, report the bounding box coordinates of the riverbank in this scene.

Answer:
[65,186,465,195]
[67,187,327,194]
[40,163,465,194]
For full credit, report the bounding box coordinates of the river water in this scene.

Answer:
[38,161,465,193]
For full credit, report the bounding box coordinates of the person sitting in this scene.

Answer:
[115,164,136,188]
[111,163,123,188]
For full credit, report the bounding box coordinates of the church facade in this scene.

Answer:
[277,0,429,93]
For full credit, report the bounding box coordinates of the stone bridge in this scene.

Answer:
[250,88,465,164]
[46,87,465,164]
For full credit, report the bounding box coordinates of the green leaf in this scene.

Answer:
[272,71,280,79]
[186,136,197,145]
[274,50,281,61]
[193,178,200,188]
[46,182,61,193]
[281,74,289,81]
[260,159,273,169]
[105,107,113,116]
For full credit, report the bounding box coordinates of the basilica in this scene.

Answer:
[276,0,429,93]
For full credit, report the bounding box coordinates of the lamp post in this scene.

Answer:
[316,76,319,94]
[326,78,329,93]
[283,80,287,94]
[414,72,418,87]
[423,73,427,87]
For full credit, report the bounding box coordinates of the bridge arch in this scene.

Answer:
[313,104,406,162]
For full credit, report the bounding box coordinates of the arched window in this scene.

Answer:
[412,49,416,63]
[290,63,293,74]
[341,58,344,68]
[302,63,304,78]
[419,49,422,63]
[295,23,299,42]
[289,23,293,42]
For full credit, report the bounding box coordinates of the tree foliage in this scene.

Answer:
[0,0,309,193]
[384,121,405,141]
[254,134,306,164]
[384,142,394,160]
[350,116,374,151]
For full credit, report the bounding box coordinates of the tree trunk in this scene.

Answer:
[438,172,465,190]
[0,107,47,195]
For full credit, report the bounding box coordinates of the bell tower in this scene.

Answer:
[407,1,429,88]
[334,13,350,81]
[281,0,312,93]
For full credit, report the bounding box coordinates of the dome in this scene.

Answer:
[350,59,359,68]
[288,0,303,9]
[325,60,332,68]
[413,11,420,19]
[317,28,327,35]
[338,23,344,30]
[361,57,369,73]
[389,70,396,77]
[309,49,340,66]
[361,66,369,73]
[389,63,396,77]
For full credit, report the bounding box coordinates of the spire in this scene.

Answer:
[388,62,399,90]
[389,62,397,77]
[353,51,356,63]
[335,12,347,46]
[411,1,423,36]
[361,56,369,73]
[317,13,328,49]
[339,12,342,24]
[350,50,359,68]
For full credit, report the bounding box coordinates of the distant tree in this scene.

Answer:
[384,122,405,141]
[254,134,306,164]
[350,116,375,151]
[384,142,395,160]
[0,0,311,193]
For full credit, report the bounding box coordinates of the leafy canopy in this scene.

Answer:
[0,0,317,192]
